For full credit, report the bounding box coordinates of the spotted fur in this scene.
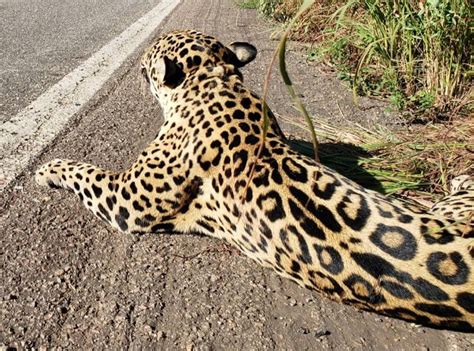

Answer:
[35,30,474,332]
[431,175,474,223]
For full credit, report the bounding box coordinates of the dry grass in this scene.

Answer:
[386,117,474,197]
[281,112,473,203]
[266,0,344,42]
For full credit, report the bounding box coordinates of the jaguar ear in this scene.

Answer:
[157,56,185,88]
[227,42,257,67]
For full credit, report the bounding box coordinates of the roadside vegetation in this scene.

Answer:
[237,0,473,203]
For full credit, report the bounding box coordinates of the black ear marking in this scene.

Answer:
[141,66,150,84]
[163,56,185,88]
[227,42,257,67]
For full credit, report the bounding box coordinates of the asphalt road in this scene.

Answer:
[0,0,163,123]
[1,0,473,350]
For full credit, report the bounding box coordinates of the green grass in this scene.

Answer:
[241,0,473,201]
[236,0,260,9]
[255,0,473,121]
[334,0,472,120]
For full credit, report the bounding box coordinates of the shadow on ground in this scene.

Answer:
[288,139,386,194]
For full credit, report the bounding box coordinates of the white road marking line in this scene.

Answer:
[0,0,181,193]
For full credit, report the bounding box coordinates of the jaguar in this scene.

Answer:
[35,30,474,332]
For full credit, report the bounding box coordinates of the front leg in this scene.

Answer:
[35,156,196,234]
[36,158,124,229]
